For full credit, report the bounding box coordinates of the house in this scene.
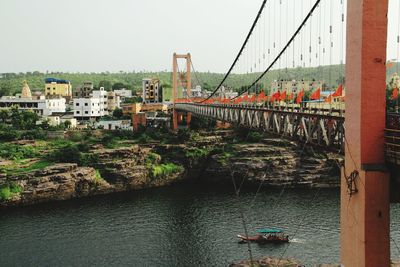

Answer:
[44,78,72,101]
[96,119,133,130]
[73,87,108,120]
[0,96,66,116]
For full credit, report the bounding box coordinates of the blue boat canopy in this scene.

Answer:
[256,228,283,234]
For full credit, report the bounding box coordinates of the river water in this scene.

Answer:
[1,183,400,266]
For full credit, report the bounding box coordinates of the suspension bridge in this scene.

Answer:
[169,0,400,266]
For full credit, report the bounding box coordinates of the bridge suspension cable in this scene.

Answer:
[198,0,268,103]
[233,0,322,100]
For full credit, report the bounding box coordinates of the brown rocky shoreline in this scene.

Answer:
[0,137,342,208]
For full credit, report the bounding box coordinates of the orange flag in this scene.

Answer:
[325,94,332,103]
[280,91,287,101]
[387,62,395,69]
[249,94,256,102]
[270,95,275,102]
[296,89,304,104]
[392,87,399,100]
[310,88,321,100]
[288,92,294,101]
[332,84,343,97]
[257,91,266,102]
[272,91,281,100]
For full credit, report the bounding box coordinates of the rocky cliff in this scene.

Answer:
[0,135,342,208]
[0,146,184,208]
[201,139,341,188]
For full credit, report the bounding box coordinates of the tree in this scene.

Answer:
[64,120,72,129]
[0,109,10,123]
[112,82,126,90]
[98,80,112,91]
[113,108,123,118]
[0,80,13,97]
[9,106,39,130]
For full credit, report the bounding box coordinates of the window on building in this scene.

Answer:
[76,111,80,114]
[85,111,89,114]
[76,103,80,106]
[85,103,88,106]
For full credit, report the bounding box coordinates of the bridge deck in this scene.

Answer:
[175,103,345,153]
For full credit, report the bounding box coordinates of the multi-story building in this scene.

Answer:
[0,81,66,116]
[73,87,108,120]
[114,89,132,98]
[44,78,72,100]
[183,85,203,98]
[217,86,238,99]
[73,81,94,98]
[271,80,325,95]
[142,78,161,104]
[0,96,66,116]
[107,91,121,112]
[121,103,142,115]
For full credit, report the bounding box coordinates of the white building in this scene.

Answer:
[114,89,132,98]
[96,120,133,130]
[183,85,202,98]
[73,87,108,119]
[0,95,66,116]
[218,86,238,99]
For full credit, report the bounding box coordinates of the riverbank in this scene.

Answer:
[0,129,342,208]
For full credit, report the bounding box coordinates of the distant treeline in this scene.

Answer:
[5,63,399,97]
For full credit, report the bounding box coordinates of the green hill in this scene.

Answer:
[0,63,373,97]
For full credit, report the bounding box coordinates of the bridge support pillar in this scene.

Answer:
[172,109,178,130]
[341,0,390,266]
[172,110,191,130]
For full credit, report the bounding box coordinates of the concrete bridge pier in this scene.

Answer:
[172,109,192,130]
[340,0,390,266]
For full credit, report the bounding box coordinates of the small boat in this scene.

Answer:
[237,228,289,244]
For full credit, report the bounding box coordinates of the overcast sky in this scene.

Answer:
[0,0,399,73]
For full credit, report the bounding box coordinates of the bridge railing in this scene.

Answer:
[386,113,400,164]
[175,103,345,153]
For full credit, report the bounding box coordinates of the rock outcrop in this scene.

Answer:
[0,146,184,208]
[0,163,110,207]
[202,139,341,188]
[0,135,342,208]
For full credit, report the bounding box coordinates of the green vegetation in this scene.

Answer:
[151,163,183,178]
[0,183,22,201]
[18,160,52,172]
[189,116,216,131]
[247,131,263,142]
[0,106,71,142]
[233,127,264,143]
[0,186,11,201]
[217,151,234,166]
[94,170,103,183]
[145,152,160,165]
[185,147,211,160]
[0,143,40,160]
[46,143,99,166]
[0,65,348,98]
